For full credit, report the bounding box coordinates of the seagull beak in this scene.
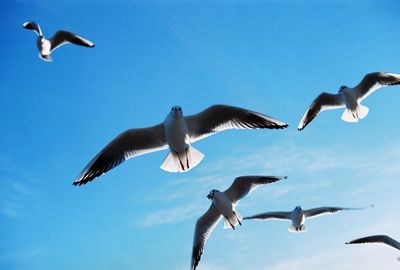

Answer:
[207,194,212,199]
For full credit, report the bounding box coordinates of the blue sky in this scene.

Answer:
[1,0,400,269]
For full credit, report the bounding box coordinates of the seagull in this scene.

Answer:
[73,105,288,186]
[191,175,286,270]
[346,235,400,262]
[298,72,400,130]
[244,205,372,232]
[23,21,94,62]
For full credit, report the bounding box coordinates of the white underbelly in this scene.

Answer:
[164,118,189,153]
[41,40,51,55]
[212,193,234,218]
[343,92,358,110]
[291,212,305,227]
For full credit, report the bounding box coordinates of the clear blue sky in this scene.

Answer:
[1,0,400,269]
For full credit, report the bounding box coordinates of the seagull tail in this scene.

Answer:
[357,104,369,119]
[341,110,359,123]
[39,53,52,62]
[288,224,307,233]
[187,145,205,171]
[341,105,369,123]
[223,215,240,230]
[160,146,204,173]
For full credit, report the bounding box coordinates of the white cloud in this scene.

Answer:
[0,158,43,219]
[138,202,205,228]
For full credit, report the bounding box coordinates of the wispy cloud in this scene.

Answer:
[138,140,400,232]
[0,157,43,219]
[138,202,205,228]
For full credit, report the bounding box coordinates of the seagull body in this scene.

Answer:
[346,235,400,262]
[23,21,94,62]
[73,105,288,186]
[244,205,371,232]
[290,206,306,231]
[191,175,286,270]
[164,109,189,153]
[210,190,241,229]
[298,72,400,130]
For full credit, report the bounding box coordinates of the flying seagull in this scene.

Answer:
[244,205,372,232]
[23,20,94,62]
[298,72,400,130]
[73,105,288,186]
[191,175,286,270]
[346,235,400,262]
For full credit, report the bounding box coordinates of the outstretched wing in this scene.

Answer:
[298,92,345,130]
[346,235,400,250]
[73,124,167,186]
[191,204,222,270]
[50,30,95,52]
[354,72,400,102]
[305,206,370,219]
[224,175,286,203]
[185,105,288,143]
[23,21,42,36]
[243,211,291,221]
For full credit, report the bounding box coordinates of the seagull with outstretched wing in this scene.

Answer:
[73,105,288,185]
[191,175,286,270]
[298,72,400,130]
[244,205,372,232]
[23,20,94,61]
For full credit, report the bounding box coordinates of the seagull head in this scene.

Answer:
[294,206,302,211]
[207,189,218,200]
[338,85,347,93]
[170,106,183,117]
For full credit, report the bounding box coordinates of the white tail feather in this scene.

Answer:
[223,215,240,230]
[160,146,204,173]
[160,151,181,173]
[341,109,359,123]
[357,104,369,119]
[235,212,243,223]
[288,224,307,233]
[188,146,205,170]
[341,104,369,123]
[39,53,52,62]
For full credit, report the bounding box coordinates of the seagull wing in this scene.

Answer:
[50,30,95,52]
[185,105,288,143]
[304,206,370,219]
[224,175,286,204]
[354,72,400,102]
[191,204,222,270]
[346,235,400,250]
[73,124,167,186]
[298,92,345,130]
[23,21,42,36]
[243,211,291,220]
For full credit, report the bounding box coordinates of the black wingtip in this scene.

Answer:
[276,123,288,129]
[72,179,88,186]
